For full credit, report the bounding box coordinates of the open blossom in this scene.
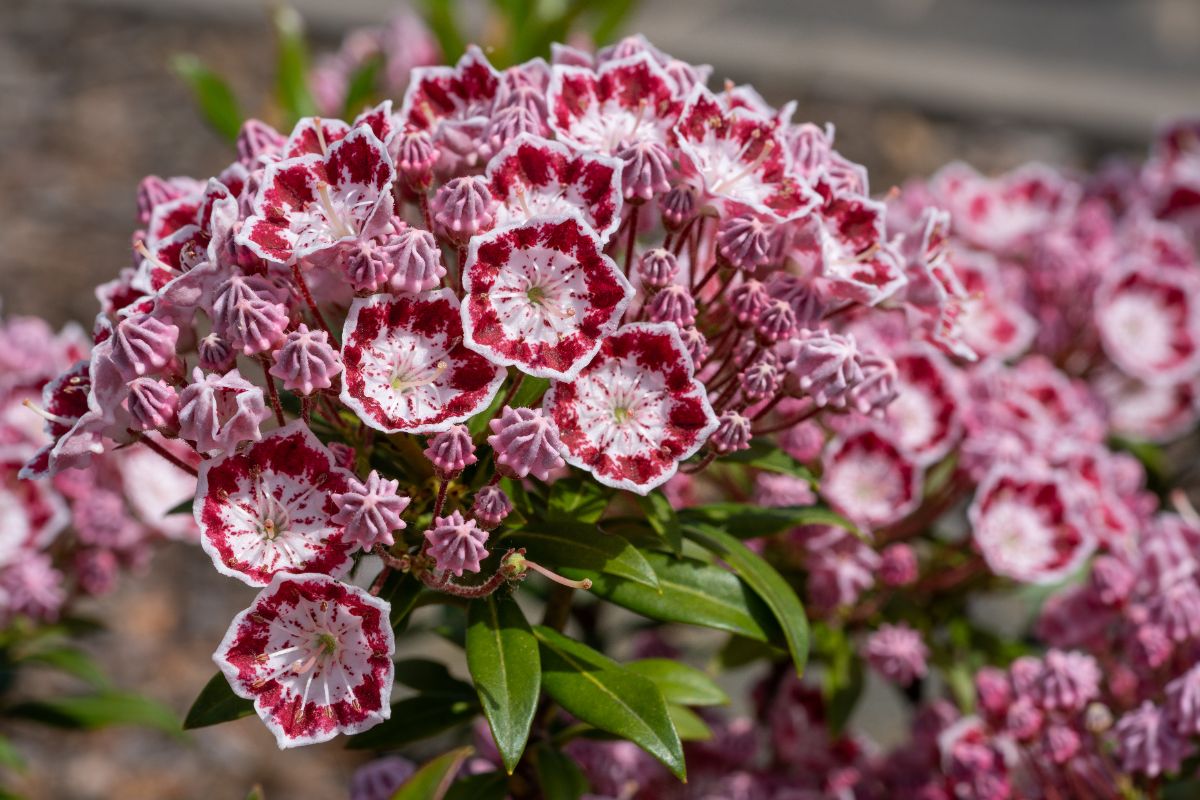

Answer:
[196,423,356,586]
[545,323,718,494]
[821,427,922,529]
[331,470,410,551]
[340,291,506,434]
[178,367,271,455]
[214,573,394,748]
[462,217,632,380]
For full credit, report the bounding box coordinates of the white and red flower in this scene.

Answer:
[1095,263,1200,384]
[674,87,818,222]
[548,54,680,156]
[485,134,623,243]
[214,573,394,748]
[238,126,395,265]
[195,423,356,586]
[882,345,962,466]
[341,291,506,434]
[969,467,1094,584]
[461,217,633,380]
[543,323,718,493]
[820,427,923,529]
[399,45,501,133]
[0,476,68,569]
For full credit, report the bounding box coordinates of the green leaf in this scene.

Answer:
[9,691,179,735]
[165,496,195,517]
[636,492,682,556]
[393,659,475,698]
[534,745,589,800]
[504,525,658,590]
[444,772,510,800]
[347,695,478,750]
[716,634,784,670]
[816,625,863,734]
[171,54,243,142]
[533,626,684,780]
[245,786,265,800]
[545,478,612,525]
[419,0,467,63]
[719,438,816,483]
[0,735,25,772]
[626,659,728,707]
[590,0,637,44]
[587,551,781,643]
[183,673,254,730]
[510,376,551,409]
[666,704,711,741]
[273,6,316,121]
[21,645,108,688]
[390,746,474,800]
[467,595,540,774]
[684,523,809,676]
[679,503,857,540]
[341,55,383,118]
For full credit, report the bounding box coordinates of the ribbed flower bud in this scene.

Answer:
[647,284,697,327]
[212,274,289,356]
[710,411,752,455]
[472,485,513,530]
[424,511,489,576]
[617,141,672,202]
[391,129,438,191]
[384,226,446,294]
[127,377,179,432]
[637,249,679,289]
[432,176,496,239]
[269,324,342,395]
[488,406,565,481]
[717,214,773,271]
[660,185,697,229]
[423,424,477,477]
[110,313,179,379]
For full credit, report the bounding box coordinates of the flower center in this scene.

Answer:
[390,359,448,392]
[612,405,631,425]
[527,285,546,305]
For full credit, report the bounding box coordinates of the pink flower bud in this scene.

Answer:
[879,543,918,586]
[863,623,928,686]
[637,249,679,289]
[235,119,284,166]
[391,129,438,191]
[423,424,477,477]
[717,214,772,271]
[488,406,565,482]
[660,185,696,229]
[740,362,779,402]
[710,411,752,455]
[337,238,396,293]
[975,667,1013,720]
[269,324,342,395]
[755,300,796,343]
[1090,555,1135,606]
[385,226,446,294]
[848,353,898,416]
[127,377,179,432]
[781,329,863,407]
[198,332,235,373]
[1006,698,1044,741]
[424,511,489,576]
[472,485,513,529]
[679,326,709,369]
[332,470,411,551]
[110,313,179,379]
[617,141,672,202]
[432,176,495,239]
[212,274,289,356]
[647,284,697,327]
[729,279,770,324]
[483,106,541,158]
[177,367,270,454]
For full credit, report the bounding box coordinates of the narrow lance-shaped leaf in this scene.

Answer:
[390,746,474,800]
[347,694,479,750]
[637,491,682,556]
[273,5,317,121]
[466,595,541,774]
[626,659,729,707]
[684,523,810,676]
[679,503,858,540]
[503,525,659,590]
[171,54,243,142]
[184,672,254,729]
[9,690,180,735]
[533,626,685,781]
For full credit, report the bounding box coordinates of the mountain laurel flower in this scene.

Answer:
[423,424,477,477]
[178,367,271,455]
[717,213,773,271]
[471,485,513,529]
[424,511,489,576]
[212,274,290,356]
[269,325,343,396]
[127,377,179,432]
[431,176,496,239]
[198,332,236,373]
[647,284,697,328]
[880,543,918,587]
[1035,650,1101,712]
[488,406,566,482]
[383,224,446,295]
[1116,701,1193,778]
[755,300,797,343]
[781,329,863,407]
[863,623,929,687]
[331,470,410,551]
[659,184,696,229]
[618,140,672,202]
[391,128,438,190]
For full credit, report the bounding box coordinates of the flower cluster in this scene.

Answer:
[0,316,195,624]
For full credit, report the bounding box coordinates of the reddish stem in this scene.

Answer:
[258,356,286,426]
[291,263,334,339]
[138,434,199,477]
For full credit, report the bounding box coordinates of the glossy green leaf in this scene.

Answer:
[466,595,540,774]
[347,695,478,750]
[183,672,254,729]
[684,524,809,675]
[9,691,179,735]
[545,478,612,525]
[679,503,857,540]
[636,492,682,556]
[504,525,658,590]
[719,438,817,483]
[273,6,316,120]
[444,771,510,800]
[390,746,474,800]
[586,551,781,642]
[666,704,712,741]
[535,745,589,800]
[533,626,684,780]
[166,497,194,517]
[626,659,728,707]
[393,659,474,698]
[171,55,243,142]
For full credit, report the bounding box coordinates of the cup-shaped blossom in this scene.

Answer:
[821,427,923,529]
[423,424,477,477]
[399,45,501,133]
[486,134,622,244]
[487,406,566,481]
[878,345,961,465]
[462,217,633,380]
[968,467,1095,585]
[195,422,356,586]
[1095,263,1200,384]
[109,313,179,379]
[340,291,506,434]
[424,511,489,576]
[471,485,513,529]
[178,367,272,455]
[127,377,179,432]
[331,470,410,551]
[863,623,929,687]
[544,323,719,494]
[213,573,394,748]
[269,324,343,395]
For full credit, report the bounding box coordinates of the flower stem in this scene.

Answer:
[137,434,199,477]
[291,263,334,340]
[258,356,286,426]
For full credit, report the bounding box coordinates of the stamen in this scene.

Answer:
[134,240,180,276]
[21,399,73,427]
[313,117,329,157]
[712,139,776,195]
[315,182,355,239]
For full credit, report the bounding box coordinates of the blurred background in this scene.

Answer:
[1,0,1197,796]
